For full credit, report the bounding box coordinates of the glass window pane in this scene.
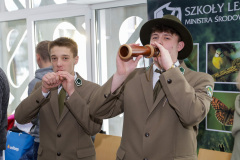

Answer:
[31,0,106,7]
[95,3,148,136]
[96,4,149,85]
[4,0,27,11]
[0,19,28,115]
[31,0,66,8]
[35,16,88,79]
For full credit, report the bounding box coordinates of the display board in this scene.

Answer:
[147,0,240,153]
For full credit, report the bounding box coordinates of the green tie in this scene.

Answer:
[153,80,162,102]
[58,88,66,116]
[153,69,162,102]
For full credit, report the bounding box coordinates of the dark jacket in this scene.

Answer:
[0,68,10,150]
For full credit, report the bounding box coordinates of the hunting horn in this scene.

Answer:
[118,44,160,60]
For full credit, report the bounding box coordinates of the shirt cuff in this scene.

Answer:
[42,91,50,98]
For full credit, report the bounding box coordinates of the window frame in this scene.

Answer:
[0,0,147,136]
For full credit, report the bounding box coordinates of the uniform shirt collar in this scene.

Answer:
[152,60,180,89]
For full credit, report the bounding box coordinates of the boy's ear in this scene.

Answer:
[177,41,185,52]
[36,54,41,62]
[74,56,79,65]
[36,53,40,59]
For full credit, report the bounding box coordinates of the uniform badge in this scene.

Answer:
[206,85,213,97]
[75,78,82,87]
[179,67,185,75]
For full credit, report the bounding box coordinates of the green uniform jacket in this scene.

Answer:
[90,61,214,160]
[231,94,240,160]
[15,73,102,160]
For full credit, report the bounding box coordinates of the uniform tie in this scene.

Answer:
[153,69,162,102]
[58,88,66,116]
[155,68,165,74]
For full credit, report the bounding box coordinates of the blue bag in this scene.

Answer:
[5,131,34,160]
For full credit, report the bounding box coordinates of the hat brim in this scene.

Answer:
[140,18,193,60]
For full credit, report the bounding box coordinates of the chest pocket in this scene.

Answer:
[77,147,95,158]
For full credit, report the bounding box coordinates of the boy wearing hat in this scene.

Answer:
[15,37,102,160]
[90,15,214,160]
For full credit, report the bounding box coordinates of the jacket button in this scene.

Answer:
[57,152,61,156]
[36,100,39,103]
[167,79,172,84]
[143,158,148,160]
[57,133,61,137]
[145,133,150,137]
[104,94,109,98]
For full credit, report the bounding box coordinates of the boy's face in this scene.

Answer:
[50,46,78,75]
[150,31,184,62]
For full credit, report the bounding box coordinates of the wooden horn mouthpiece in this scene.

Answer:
[118,44,160,60]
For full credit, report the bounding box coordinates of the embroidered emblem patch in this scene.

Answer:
[206,85,213,97]
[179,67,185,75]
[75,78,82,87]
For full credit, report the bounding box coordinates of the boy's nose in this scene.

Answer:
[57,60,62,66]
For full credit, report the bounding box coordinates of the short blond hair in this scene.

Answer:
[49,37,78,57]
